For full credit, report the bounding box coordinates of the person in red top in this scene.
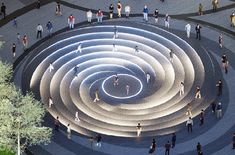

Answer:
[96,9,103,23]
[68,14,75,29]
[22,34,28,50]
[117,1,122,17]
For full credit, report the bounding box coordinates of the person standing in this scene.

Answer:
[12,43,16,58]
[17,33,21,44]
[93,89,100,102]
[148,139,156,155]
[185,23,191,38]
[186,117,193,133]
[56,2,62,16]
[96,9,103,23]
[22,34,28,50]
[75,111,80,122]
[171,133,176,148]
[1,3,6,19]
[134,45,139,53]
[67,124,71,139]
[49,63,54,72]
[221,54,229,74]
[218,33,222,48]
[114,74,119,86]
[46,21,53,37]
[195,86,202,99]
[109,4,114,19]
[126,84,130,95]
[13,17,17,27]
[146,73,151,84]
[198,3,203,15]
[136,123,142,137]
[143,5,149,22]
[54,116,60,131]
[197,142,202,154]
[179,82,184,96]
[199,109,204,126]
[186,103,192,117]
[169,49,174,63]
[164,141,171,155]
[68,14,75,29]
[96,134,102,147]
[48,96,53,108]
[113,26,118,39]
[124,4,131,18]
[216,79,223,96]
[153,9,159,23]
[87,10,92,23]
[195,24,202,40]
[211,101,216,114]
[117,1,122,17]
[164,14,170,28]
[212,0,219,12]
[36,0,41,9]
[216,102,222,118]
[233,133,235,149]
[36,24,43,39]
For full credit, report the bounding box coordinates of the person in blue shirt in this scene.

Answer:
[143,5,149,22]
[46,21,53,37]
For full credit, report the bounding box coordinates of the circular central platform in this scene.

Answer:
[16,21,217,138]
[101,74,143,101]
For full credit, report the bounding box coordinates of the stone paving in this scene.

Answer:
[0,0,235,155]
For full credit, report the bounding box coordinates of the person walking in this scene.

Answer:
[49,63,54,72]
[199,109,204,126]
[197,142,202,154]
[22,34,28,50]
[96,9,103,23]
[185,23,191,38]
[148,139,156,155]
[171,133,176,148]
[12,43,16,58]
[218,33,222,48]
[164,14,170,28]
[186,103,192,117]
[117,1,122,17]
[186,117,193,133]
[143,5,149,22]
[75,111,80,122]
[164,141,171,155]
[136,123,142,137]
[153,9,159,23]
[114,74,119,86]
[212,0,219,12]
[134,45,139,53]
[216,102,222,118]
[195,86,202,99]
[195,24,202,40]
[36,0,41,9]
[113,26,118,39]
[221,54,229,74]
[216,80,223,96]
[93,89,100,102]
[36,24,43,39]
[198,3,203,15]
[68,14,75,29]
[17,33,21,44]
[67,124,71,139]
[76,43,82,53]
[46,21,53,37]
[13,17,17,27]
[124,4,131,18]
[87,10,92,23]
[54,116,60,131]
[1,3,6,19]
[96,134,102,147]
[211,101,216,114]
[112,44,117,52]
[56,2,62,16]
[109,4,114,19]
[48,96,53,108]
[179,82,184,96]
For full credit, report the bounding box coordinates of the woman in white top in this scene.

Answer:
[125,4,130,18]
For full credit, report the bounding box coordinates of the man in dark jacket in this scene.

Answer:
[171,133,176,148]
[1,3,6,19]
[165,141,171,155]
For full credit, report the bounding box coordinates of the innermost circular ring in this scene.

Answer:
[101,74,143,100]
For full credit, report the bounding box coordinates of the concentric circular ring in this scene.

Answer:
[18,21,217,137]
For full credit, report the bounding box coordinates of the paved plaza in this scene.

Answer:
[0,0,235,155]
